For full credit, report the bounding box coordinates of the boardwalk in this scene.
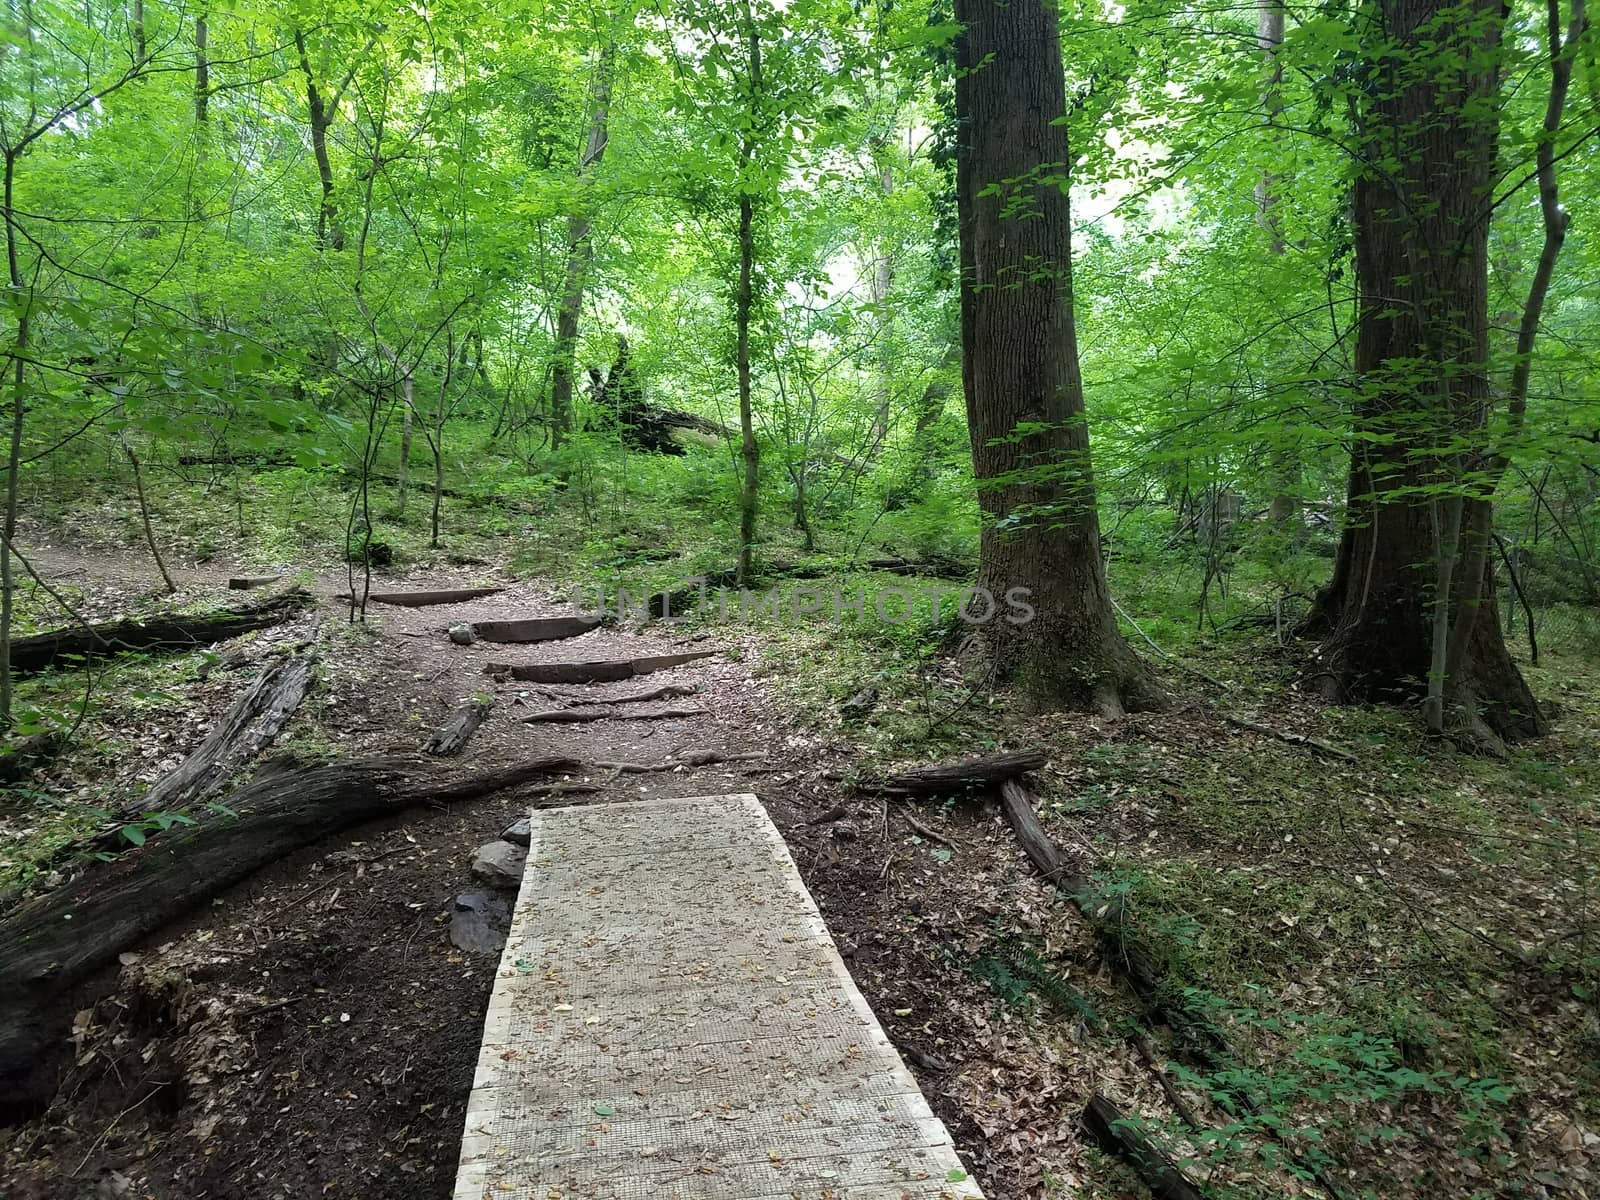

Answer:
[455,793,984,1200]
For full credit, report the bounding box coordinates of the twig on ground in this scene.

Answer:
[899,806,956,849]
[1224,714,1357,763]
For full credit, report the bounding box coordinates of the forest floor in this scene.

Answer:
[1,524,1598,1200]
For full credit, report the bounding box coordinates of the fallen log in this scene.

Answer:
[485,649,717,684]
[228,574,283,590]
[425,698,493,755]
[10,588,313,677]
[470,615,601,643]
[341,586,503,607]
[1081,1093,1204,1200]
[129,655,315,816]
[520,703,706,725]
[0,731,63,785]
[880,748,1046,794]
[598,682,699,704]
[998,779,1174,1019]
[0,752,581,1122]
[862,554,973,580]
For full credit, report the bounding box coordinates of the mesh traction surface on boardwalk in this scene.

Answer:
[455,793,985,1200]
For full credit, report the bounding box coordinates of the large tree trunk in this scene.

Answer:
[549,44,615,450]
[952,0,1163,717]
[1309,0,1545,746]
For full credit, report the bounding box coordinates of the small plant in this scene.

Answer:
[969,932,1103,1029]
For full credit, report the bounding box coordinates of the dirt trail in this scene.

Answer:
[0,553,864,1200]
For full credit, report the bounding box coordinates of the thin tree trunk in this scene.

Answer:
[431,331,453,547]
[870,139,895,446]
[1256,0,1299,534]
[397,373,413,514]
[294,31,352,252]
[132,0,145,62]
[1,153,25,728]
[122,439,176,594]
[1424,493,1463,734]
[735,24,763,586]
[952,0,1164,716]
[549,44,615,450]
[194,16,209,125]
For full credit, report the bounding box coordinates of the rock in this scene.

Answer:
[501,816,531,847]
[470,840,527,889]
[448,623,477,646]
[840,686,878,722]
[450,890,511,954]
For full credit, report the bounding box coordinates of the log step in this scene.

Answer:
[470,615,601,643]
[485,650,717,685]
[228,575,284,590]
[342,587,504,607]
[520,703,707,724]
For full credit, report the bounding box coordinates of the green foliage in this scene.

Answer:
[1167,991,1517,1187]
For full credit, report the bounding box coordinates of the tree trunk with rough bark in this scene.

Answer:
[1307,0,1545,748]
[952,0,1164,716]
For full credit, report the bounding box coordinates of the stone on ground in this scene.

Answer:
[470,840,526,889]
[450,891,511,954]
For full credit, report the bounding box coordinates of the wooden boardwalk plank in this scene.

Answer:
[455,794,984,1200]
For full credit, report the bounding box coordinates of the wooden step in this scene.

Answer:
[469,615,601,643]
[484,649,717,684]
[340,586,503,607]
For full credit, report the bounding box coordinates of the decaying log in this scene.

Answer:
[339,586,503,607]
[0,731,63,785]
[1081,1093,1204,1200]
[862,554,973,580]
[0,752,582,1121]
[129,655,315,815]
[591,749,766,773]
[595,681,699,704]
[1223,714,1357,763]
[425,698,493,755]
[998,779,1173,1019]
[520,703,706,725]
[10,588,313,676]
[228,575,283,590]
[880,749,1046,794]
[485,650,717,684]
[469,615,601,643]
